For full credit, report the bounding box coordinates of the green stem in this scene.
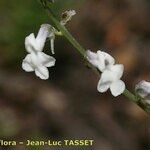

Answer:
[40,0,150,115]
[123,89,150,114]
[123,89,138,103]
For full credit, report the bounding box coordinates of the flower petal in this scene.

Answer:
[22,54,34,72]
[96,51,106,71]
[110,80,125,97]
[109,64,124,81]
[25,33,36,53]
[100,69,114,83]
[97,50,115,71]
[36,24,51,51]
[86,50,99,67]
[29,52,41,67]
[97,77,111,93]
[86,50,97,60]
[100,51,115,66]
[37,52,56,67]
[35,66,49,80]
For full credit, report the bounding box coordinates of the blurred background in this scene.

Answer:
[0,0,150,149]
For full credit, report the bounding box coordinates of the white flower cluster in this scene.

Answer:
[22,9,126,97]
[86,50,125,97]
[22,10,76,80]
[21,4,150,104]
[22,24,56,80]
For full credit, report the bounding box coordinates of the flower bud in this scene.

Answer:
[60,10,76,25]
[135,80,150,99]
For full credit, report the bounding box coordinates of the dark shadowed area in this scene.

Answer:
[0,0,150,150]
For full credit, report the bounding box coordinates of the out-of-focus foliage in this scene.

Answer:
[0,0,46,66]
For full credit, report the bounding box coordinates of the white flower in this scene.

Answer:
[87,50,125,97]
[25,24,56,54]
[135,80,150,99]
[86,50,115,72]
[23,24,57,79]
[60,10,76,25]
[97,64,125,97]
[25,24,50,53]
[22,52,56,80]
